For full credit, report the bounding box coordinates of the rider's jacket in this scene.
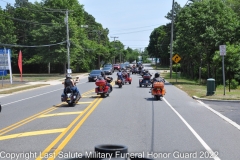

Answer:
[64,79,73,87]
[152,77,164,83]
[117,72,122,76]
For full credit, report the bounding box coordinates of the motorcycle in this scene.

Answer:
[95,77,113,98]
[115,77,124,88]
[150,79,166,100]
[123,72,132,84]
[61,77,81,106]
[131,67,138,74]
[139,74,152,87]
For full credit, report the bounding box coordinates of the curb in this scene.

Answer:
[192,96,240,102]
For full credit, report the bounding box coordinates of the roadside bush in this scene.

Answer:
[226,79,239,89]
[172,63,181,72]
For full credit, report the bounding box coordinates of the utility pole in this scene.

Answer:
[170,0,175,79]
[65,10,70,71]
[111,36,118,63]
[95,30,102,69]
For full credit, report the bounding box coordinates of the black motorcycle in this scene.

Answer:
[61,86,80,106]
[61,77,81,106]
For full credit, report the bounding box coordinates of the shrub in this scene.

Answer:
[226,79,239,89]
[172,63,181,72]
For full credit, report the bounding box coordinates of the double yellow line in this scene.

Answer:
[36,98,103,160]
[0,105,60,136]
[0,90,94,137]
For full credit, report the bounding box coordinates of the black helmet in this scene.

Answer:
[101,71,105,77]
[155,73,160,78]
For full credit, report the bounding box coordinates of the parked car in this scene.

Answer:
[102,67,114,75]
[88,70,102,82]
[113,64,120,70]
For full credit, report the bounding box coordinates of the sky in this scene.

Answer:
[0,0,189,50]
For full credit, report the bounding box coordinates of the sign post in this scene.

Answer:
[172,54,181,83]
[219,45,226,95]
[0,48,12,84]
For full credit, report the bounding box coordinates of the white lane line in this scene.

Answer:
[162,97,221,160]
[1,82,88,106]
[197,100,240,130]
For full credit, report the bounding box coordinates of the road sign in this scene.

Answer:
[219,45,226,56]
[172,54,181,63]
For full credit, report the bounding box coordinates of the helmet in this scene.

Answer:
[101,71,105,77]
[119,69,121,72]
[145,70,149,73]
[66,74,72,78]
[155,73,160,78]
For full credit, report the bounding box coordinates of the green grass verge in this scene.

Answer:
[0,84,49,94]
[162,72,240,100]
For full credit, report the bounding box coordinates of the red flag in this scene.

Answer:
[18,50,23,81]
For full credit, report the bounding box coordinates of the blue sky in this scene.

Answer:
[0,0,189,50]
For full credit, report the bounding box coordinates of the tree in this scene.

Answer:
[213,43,240,91]
[175,0,239,79]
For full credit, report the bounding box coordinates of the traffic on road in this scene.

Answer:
[0,64,240,160]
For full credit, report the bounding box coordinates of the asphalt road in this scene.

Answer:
[0,64,240,160]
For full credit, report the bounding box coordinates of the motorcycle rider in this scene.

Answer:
[63,74,81,97]
[151,72,165,88]
[116,69,124,83]
[138,65,143,74]
[101,71,113,92]
[144,70,152,77]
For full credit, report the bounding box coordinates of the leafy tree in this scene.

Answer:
[175,0,239,79]
[213,43,240,91]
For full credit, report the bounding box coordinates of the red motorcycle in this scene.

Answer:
[95,77,113,98]
[123,72,132,84]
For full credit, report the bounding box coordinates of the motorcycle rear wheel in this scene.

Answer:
[155,95,160,100]
[68,102,74,107]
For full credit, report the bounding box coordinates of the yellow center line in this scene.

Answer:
[0,106,59,136]
[0,128,65,141]
[48,98,103,160]
[81,95,99,98]
[0,89,95,136]
[38,111,83,118]
[36,98,99,160]
[77,101,93,104]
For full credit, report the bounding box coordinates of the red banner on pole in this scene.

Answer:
[18,50,22,81]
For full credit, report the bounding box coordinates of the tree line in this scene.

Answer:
[147,0,240,88]
[0,0,140,73]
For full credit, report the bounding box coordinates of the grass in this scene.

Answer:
[0,84,49,94]
[162,72,240,100]
[0,73,87,94]
[12,73,87,82]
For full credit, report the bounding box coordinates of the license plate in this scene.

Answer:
[157,88,161,90]
[67,98,70,100]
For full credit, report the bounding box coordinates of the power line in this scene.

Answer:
[110,24,162,32]
[0,14,64,26]
[0,41,67,48]
[111,29,153,35]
